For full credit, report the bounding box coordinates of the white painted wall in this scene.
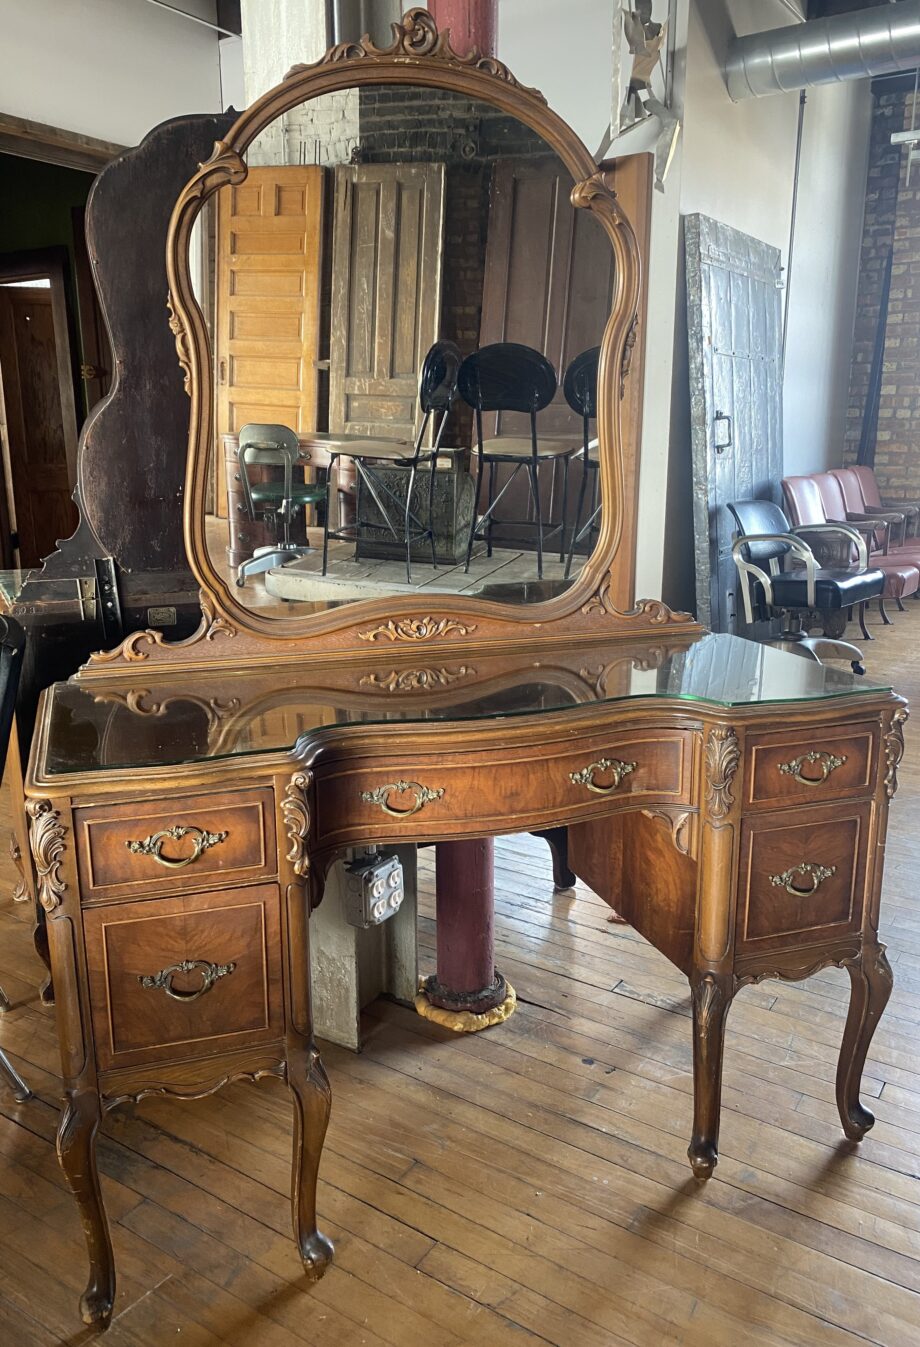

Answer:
[0,0,223,146]
[636,0,870,611]
[498,0,612,155]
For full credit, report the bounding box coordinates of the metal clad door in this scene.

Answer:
[685,215,783,631]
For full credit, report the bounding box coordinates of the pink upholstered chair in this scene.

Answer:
[782,474,920,628]
[850,465,920,538]
[828,467,908,548]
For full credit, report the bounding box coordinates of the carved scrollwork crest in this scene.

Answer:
[884,706,909,799]
[358,665,474,691]
[705,726,740,820]
[282,771,312,879]
[87,591,237,666]
[358,616,476,643]
[166,291,192,397]
[285,8,544,101]
[581,580,695,628]
[26,799,67,913]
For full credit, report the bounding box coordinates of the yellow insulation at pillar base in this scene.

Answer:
[414,979,517,1033]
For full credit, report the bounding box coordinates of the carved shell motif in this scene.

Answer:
[26,799,67,913]
[285,7,545,102]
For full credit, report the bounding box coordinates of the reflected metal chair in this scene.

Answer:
[0,615,31,1102]
[727,499,883,673]
[235,424,327,588]
[322,340,461,583]
[459,342,572,579]
[563,346,601,578]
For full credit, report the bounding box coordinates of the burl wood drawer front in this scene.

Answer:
[74,789,277,901]
[313,730,691,847]
[83,883,283,1071]
[745,723,876,809]
[738,803,871,953]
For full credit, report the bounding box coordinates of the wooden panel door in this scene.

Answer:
[215,166,324,515]
[478,158,616,441]
[0,287,78,566]
[329,163,445,441]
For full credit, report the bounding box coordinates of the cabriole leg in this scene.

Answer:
[288,1043,334,1279]
[57,1089,115,1326]
[688,970,734,1179]
[837,942,893,1140]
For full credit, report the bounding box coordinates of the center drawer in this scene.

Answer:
[312,728,693,848]
[74,788,277,902]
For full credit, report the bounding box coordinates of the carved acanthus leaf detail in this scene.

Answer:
[284,8,545,102]
[87,591,237,666]
[26,799,67,913]
[705,726,740,820]
[641,808,692,856]
[282,771,311,879]
[580,580,696,628]
[166,290,192,396]
[620,314,639,399]
[358,617,476,643]
[884,706,909,799]
[358,665,474,692]
[693,974,723,1037]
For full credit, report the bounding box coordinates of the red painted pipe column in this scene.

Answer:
[422,0,507,1018]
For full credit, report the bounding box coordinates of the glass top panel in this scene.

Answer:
[41,634,889,778]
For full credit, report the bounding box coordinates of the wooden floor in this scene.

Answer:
[2,611,920,1344]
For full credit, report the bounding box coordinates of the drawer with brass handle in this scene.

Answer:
[83,883,283,1072]
[745,723,876,809]
[74,788,277,902]
[738,802,870,951]
[312,729,691,848]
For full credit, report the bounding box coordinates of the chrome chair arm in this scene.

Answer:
[731,532,817,622]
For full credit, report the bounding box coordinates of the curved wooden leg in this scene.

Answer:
[688,971,734,1179]
[879,596,892,625]
[531,826,576,891]
[57,1089,115,1326]
[288,1043,334,1280]
[837,943,893,1140]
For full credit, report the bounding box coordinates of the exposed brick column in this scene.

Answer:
[420,0,508,1022]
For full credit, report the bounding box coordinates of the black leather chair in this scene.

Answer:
[727,499,885,674]
[0,615,31,1102]
[563,346,601,578]
[459,342,573,579]
[322,339,461,584]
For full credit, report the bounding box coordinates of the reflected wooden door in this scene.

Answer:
[330,163,445,442]
[215,166,324,516]
[0,287,78,566]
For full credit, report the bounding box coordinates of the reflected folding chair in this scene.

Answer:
[322,340,462,583]
[563,346,601,578]
[235,424,327,587]
[0,615,31,1102]
[459,342,573,580]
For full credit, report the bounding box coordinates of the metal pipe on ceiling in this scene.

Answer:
[141,0,238,40]
[726,1,920,101]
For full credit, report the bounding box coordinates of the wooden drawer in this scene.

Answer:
[83,883,283,1071]
[313,729,692,848]
[744,723,876,809]
[74,788,277,902]
[737,802,872,954]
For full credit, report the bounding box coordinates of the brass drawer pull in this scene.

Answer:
[777,751,847,786]
[569,757,637,794]
[138,958,236,1002]
[125,824,228,869]
[360,780,445,817]
[769,862,837,896]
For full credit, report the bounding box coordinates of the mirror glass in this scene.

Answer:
[200,85,613,616]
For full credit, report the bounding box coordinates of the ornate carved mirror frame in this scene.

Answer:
[83,8,697,678]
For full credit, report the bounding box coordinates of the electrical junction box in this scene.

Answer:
[343,853,404,928]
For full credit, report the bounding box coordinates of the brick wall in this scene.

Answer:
[844,89,920,501]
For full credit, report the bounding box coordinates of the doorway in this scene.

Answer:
[0,249,81,568]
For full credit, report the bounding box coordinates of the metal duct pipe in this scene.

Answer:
[726,2,920,101]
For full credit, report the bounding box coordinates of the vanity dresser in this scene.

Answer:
[24,9,906,1329]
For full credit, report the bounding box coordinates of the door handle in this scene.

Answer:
[713,411,733,454]
[219,358,227,385]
